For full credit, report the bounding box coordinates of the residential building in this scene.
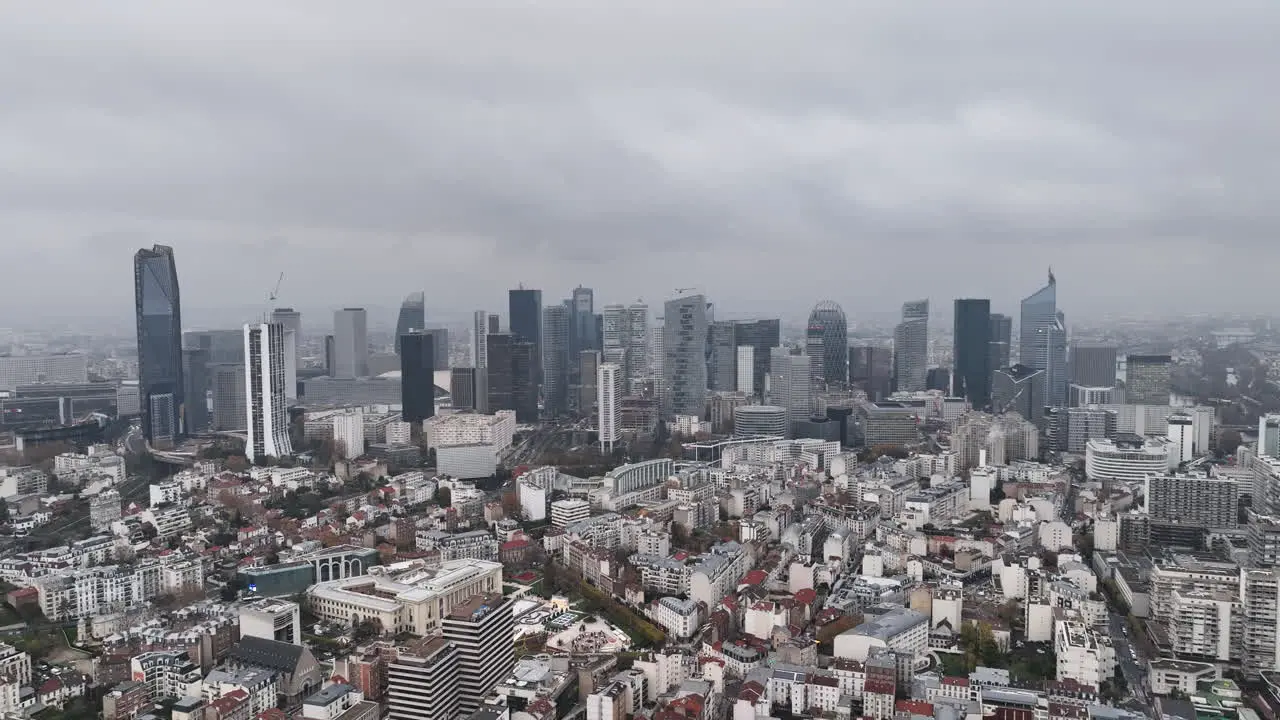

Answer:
[598,363,622,453]
[1085,435,1174,483]
[388,636,460,720]
[1055,621,1116,689]
[424,412,516,451]
[244,323,294,463]
[472,310,488,370]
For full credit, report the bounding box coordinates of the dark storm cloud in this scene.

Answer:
[0,1,1276,324]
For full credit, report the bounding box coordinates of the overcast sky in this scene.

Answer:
[2,2,1276,329]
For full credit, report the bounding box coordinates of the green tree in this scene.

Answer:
[435,486,452,507]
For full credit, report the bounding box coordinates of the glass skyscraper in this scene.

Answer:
[807,300,848,385]
[509,287,543,382]
[1019,271,1067,407]
[894,300,929,392]
[663,294,708,416]
[733,319,780,398]
[133,244,184,445]
[394,291,426,355]
[953,299,991,408]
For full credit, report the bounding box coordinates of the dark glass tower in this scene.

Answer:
[182,347,211,434]
[508,287,543,381]
[807,301,848,385]
[953,299,992,408]
[511,341,538,423]
[394,291,426,355]
[134,244,184,445]
[400,331,436,423]
[989,313,1012,371]
[732,319,781,398]
[541,305,569,417]
[486,333,513,412]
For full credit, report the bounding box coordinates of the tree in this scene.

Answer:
[435,486,452,507]
[225,455,249,473]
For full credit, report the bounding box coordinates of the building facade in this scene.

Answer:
[134,245,184,445]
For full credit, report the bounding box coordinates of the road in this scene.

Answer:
[1109,612,1150,710]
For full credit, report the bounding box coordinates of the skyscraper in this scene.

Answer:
[181,348,210,434]
[488,314,500,334]
[1019,271,1067,407]
[628,303,650,387]
[992,364,1046,424]
[541,305,569,417]
[332,308,369,379]
[808,300,849,385]
[388,636,461,720]
[210,363,245,431]
[133,244,184,445]
[707,321,738,391]
[441,594,515,718]
[244,323,293,462]
[472,310,488,369]
[736,347,754,395]
[511,341,538,423]
[578,350,600,418]
[598,363,622,453]
[850,344,893,401]
[569,286,597,357]
[663,295,708,416]
[422,328,449,369]
[733,319,781,398]
[804,324,825,388]
[953,299,992,409]
[400,331,436,424]
[486,333,513,412]
[769,348,812,437]
[394,292,426,355]
[509,286,543,382]
[894,300,929,393]
[989,313,1012,371]
[1126,354,1172,405]
[602,303,649,392]
[450,367,487,413]
[1070,341,1118,387]
[270,308,302,370]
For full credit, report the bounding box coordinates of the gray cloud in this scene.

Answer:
[0,1,1276,327]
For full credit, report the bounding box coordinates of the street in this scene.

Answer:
[1109,612,1150,709]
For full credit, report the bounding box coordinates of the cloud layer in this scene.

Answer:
[1,1,1276,325]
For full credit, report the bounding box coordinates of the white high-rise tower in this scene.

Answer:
[244,323,294,462]
[598,363,622,453]
[472,310,488,369]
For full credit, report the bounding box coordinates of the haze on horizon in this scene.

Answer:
[1,1,1277,327]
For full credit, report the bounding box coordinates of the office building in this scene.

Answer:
[1019,271,1067,407]
[598,363,622,453]
[511,341,538,423]
[578,350,600,418]
[1146,473,1237,529]
[736,346,754,395]
[0,354,88,391]
[953,299,991,408]
[770,348,813,436]
[1168,412,1194,464]
[400,332,436,424]
[708,321,738,391]
[805,324,825,387]
[133,244,184,445]
[1261,414,1280,459]
[602,303,650,392]
[387,637,460,720]
[1241,569,1280,679]
[733,405,787,438]
[1069,384,1116,408]
[486,334,513,413]
[333,308,369,379]
[450,368,487,413]
[394,292,426,356]
[182,348,211,434]
[244,323,294,462]
[472,310,488,369]
[271,308,302,371]
[542,305,569,417]
[569,286,597,357]
[324,335,335,375]
[420,328,450,369]
[663,294,708,416]
[856,402,920,448]
[992,364,1046,424]
[441,594,515,717]
[240,599,302,646]
[850,345,893,401]
[894,300,929,393]
[988,313,1012,372]
[733,319,780,398]
[184,329,245,365]
[1070,342,1117,387]
[211,363,246,431]
[1084,435,1173,483]
[509,287,543,383]
[808,300,849,386]
[1126,354,1173,406]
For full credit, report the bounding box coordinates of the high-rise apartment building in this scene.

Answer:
[894,300,929,393]
[808,301,848,385]
[1019,271,1067,407]
[733,319,780,398]
[511,341,538,423]
[1126,354,1172,405]
[332,308,369,379]
[486,334,513,413]
[441,594,515,717]
[244,323,293,462]
[601,303,650,393]
[663,295,708,416]
[388,637,461,720]
[769,348,813,437]
[541,305,569,417]
[400,332,436,424]
[509,287,543,383]
[1241,569,1280,679]
[1070,341,1118,388]
[708,321,738,391]
[598,363,622,453]
[472,310,488,369]
[1145,473,1238,528]
[989,313,1012,371]
[394,292,426,356]
[1260,414,1280,459]
[953,299,991,409]
[182,348,210,434]
[133,244,184,445]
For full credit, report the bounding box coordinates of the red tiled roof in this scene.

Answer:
[864,681,895,695]
[942,676,970,686]
[896,700,934,715]
[743,569,768,585]
[794,588,817,605]
[38,678,62,693]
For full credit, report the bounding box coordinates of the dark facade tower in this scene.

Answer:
[1070,342,1119,387]
[989,313,1012,371]
[442,595,515,717]
[485,333,513,412]
[133,244,184,445]
[400,332,436,423]
[1125,354,1172,405]
[541,305,569,418]
[394,291,426,355]
[181,347,211,434]
[953,299,992,409]
[808,301,849,386]
[569,286,597,357]
[487,314,500,334]
[707,321,738,391]
[508,287,543,382]
[733,319,781,398]
[511,341,538,423]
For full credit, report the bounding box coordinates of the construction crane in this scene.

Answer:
[268,272,285,302]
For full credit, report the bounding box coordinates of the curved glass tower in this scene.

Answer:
[134,244,184,445]
[808,300,848,385]
[394,291,426,355]
[1019,270,1067,407]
